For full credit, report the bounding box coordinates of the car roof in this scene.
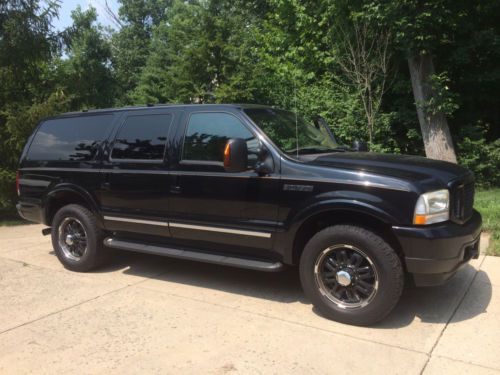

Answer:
[49,103,275,119]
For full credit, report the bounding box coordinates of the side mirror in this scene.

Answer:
[352,140,368,152]
[223,138,248,172]
[254,143,274,175]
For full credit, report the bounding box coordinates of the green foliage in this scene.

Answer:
[475,189,500,256]
[0,0,63,208]
[0,0,59,106]
[0,0,499,211]
[421,72,459,117]
[362,0,466,55]
[457,124,500,188]
[133,0,263,104]
[57,6,116,109]
[112,0,173,104]
[132,0,206,104]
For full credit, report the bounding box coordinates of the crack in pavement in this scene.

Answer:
[419,254,487,375]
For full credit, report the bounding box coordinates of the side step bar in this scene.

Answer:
[104,237,284,272]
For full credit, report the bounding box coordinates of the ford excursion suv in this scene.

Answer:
[16,104,482,325]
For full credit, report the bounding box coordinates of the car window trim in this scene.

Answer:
[179,159,223,167]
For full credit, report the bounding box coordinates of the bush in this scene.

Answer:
[0,169,16,209]
[457,124,500,187]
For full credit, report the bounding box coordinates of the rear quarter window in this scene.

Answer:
[27,115,114,161]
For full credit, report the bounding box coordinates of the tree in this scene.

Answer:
[251,0,388,146]
[112,0,172,104]
[0,0,59,107]
[132,0,205,103]
[0,0,60,208]
[1,0,499,212]
[364,0,461,162]
[407,54,457,162]
[133,0,263,104]
[336,18,392,145]
[57,6,115,109]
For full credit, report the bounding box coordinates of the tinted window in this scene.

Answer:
[111,114,172,160]
[183,112,256,163]
[28,115,113,161]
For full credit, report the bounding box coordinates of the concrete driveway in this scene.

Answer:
[0,224,498,374]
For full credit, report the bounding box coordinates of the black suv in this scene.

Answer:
[17,104,482,325]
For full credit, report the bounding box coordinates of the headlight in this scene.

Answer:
[413,189,449,225]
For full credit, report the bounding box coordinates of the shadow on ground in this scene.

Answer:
[375,266,492,328]
[65,250,493,328]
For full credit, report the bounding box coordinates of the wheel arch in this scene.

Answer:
[44,185,101,227]
[286,205,404,266]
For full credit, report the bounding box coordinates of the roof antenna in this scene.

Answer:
[294,78,299,159]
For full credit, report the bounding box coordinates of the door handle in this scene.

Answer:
[170,185,181,194]
[170,175,181,194]
[102,173,111,190]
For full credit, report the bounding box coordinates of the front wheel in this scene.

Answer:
[299,225,404,326]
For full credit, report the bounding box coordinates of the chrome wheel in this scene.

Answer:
[58,217,88,261]
[314,244,378,309]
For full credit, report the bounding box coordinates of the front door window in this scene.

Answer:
[182,112,258,168]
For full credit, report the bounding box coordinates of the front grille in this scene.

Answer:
[451,182,474,223]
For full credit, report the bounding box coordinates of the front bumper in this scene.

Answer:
[393,210,482,286]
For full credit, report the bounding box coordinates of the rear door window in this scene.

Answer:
[111,114,173,161]
[28,115,114,161]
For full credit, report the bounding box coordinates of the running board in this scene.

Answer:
[104,237,284,272]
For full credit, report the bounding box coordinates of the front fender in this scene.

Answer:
[275,191,405,264]
[291,199,397,229]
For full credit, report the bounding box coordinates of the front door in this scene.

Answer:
[168,110,280,259]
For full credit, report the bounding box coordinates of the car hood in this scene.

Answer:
[302,152,472,186]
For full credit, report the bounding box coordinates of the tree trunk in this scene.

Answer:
[408,53,457,163]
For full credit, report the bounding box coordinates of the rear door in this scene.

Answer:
[98,108,178,237]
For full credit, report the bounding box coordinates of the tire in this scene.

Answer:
[51,204,109,272]
[299,225,404,326]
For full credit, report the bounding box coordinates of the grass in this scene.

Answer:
[475,189,500,256]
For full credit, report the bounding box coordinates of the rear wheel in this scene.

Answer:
[300,225,404,326]
[51,204,108,272]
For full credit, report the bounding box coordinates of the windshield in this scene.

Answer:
[244,108,340,156]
